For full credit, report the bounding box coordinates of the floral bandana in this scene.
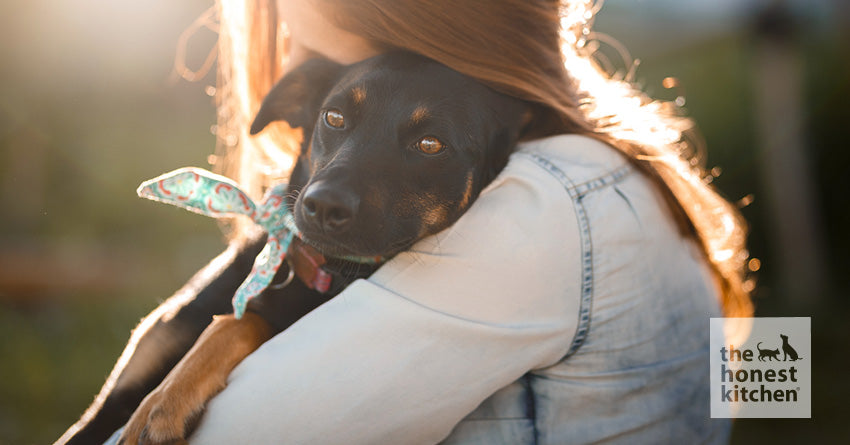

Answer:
[137,167,298,319]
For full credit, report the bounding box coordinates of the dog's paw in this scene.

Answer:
[118,389,194,445]
[117,314,266,445]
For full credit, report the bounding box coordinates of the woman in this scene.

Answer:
[117,0,753,443]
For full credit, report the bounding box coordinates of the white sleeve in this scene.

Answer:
[190,152,583,445]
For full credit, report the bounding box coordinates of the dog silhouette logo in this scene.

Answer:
[780,334,802,362]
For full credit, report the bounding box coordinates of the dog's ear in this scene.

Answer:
[483,97,531,183]
[250,58,344,135]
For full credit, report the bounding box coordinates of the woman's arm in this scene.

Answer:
[189,149,584,444]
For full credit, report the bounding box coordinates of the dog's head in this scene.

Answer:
[250,52,528,258]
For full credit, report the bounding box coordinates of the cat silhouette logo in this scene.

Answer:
[710,317,810,418]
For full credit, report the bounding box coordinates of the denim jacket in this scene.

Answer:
[180,135,729,444]
[441,136,729,444]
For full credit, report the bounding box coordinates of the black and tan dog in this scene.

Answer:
[57,52,529,444]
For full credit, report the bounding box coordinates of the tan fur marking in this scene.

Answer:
[410,106,429,124]
[423,205,449,228]
[351,86,367,104]
[119,313,272,444]
[419,193,447,228]
[459,172,474,210]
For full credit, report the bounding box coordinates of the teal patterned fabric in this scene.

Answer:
[137,167,298,319]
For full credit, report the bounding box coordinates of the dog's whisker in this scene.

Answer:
[408,251,426,267]
[286,189,303,200]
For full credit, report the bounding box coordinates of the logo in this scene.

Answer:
[710,317,811,418]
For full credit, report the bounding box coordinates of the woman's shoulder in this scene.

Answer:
[483,133,632,201]
[513,133,631,184]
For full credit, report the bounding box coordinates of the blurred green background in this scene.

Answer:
[1,0,847,443]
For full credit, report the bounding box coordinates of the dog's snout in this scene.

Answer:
[301,181,359,233]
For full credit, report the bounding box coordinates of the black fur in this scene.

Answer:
[58,52,527,444]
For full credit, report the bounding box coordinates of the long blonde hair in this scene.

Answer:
[202,0,753,317]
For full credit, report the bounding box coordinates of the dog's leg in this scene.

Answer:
[56,238,265,445]
[117,274,344,444]
[118,312,273,445]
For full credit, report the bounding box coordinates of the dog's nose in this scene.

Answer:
[301,181,359,233]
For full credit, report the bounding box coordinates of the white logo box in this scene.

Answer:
[710,317,811,418]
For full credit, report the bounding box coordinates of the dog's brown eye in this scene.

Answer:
[415,136,445,155]
[324,109,345,128]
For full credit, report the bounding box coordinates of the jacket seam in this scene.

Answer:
[518,153,633,361]
[522,374,539,445]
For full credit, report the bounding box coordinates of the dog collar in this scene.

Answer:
[137,167,382,319]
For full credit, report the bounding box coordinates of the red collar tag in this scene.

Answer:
[287,237,333,293]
